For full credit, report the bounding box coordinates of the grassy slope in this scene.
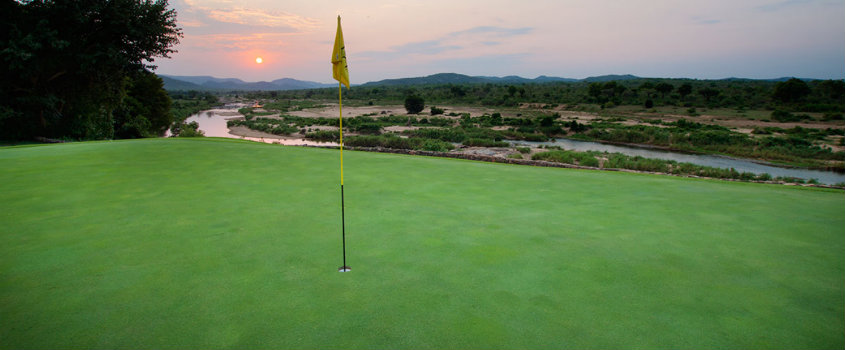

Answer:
[1,138,843,349]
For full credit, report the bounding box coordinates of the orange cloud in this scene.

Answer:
[206,8,319,31]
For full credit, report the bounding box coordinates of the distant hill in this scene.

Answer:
[362,73,576,86]
[160,76,204,90]
[582,74,641,82]
[362,73,488,86]
[160,75,335,91]
[160,73,826,91]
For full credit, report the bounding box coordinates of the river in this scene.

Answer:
[509,138,845,185]
[182,105,844,185]
[181,103,338,147]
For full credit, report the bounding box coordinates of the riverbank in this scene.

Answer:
[182,102,845,185]
[324,144,845,190]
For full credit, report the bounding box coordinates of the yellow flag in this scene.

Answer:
[331,16,350,88]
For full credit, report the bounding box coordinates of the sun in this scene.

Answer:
[255,57,263,64]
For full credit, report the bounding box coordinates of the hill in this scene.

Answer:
[160,73,826,91]
[160,75,335,91]
[1,138,843,348]
[362,73,576,86]
[160,75,204,90]
[582,74,641,82]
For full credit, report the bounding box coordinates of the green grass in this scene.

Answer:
[1,138,843,349]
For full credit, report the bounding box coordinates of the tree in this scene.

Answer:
[772,78,810,104]
[588,83,604,102]
[449,85,466,98]
[816,80,845,99]
[507,85,518,97]
[404,95,425,114]
[1,0,182,140]
[699,88,720,103]
[678,83,693,100]
[655,82,674,98]
[114,70,173,138]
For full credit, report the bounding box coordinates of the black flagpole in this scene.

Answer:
[338,82,350,272]
[340,184,348,271]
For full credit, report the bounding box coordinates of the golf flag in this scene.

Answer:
[331,16,349,88]
[333,15,351,272]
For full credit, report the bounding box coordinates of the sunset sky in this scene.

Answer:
[154,0,845,83]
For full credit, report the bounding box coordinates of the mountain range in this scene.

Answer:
[160,75,336,91]
[160,73,809,91]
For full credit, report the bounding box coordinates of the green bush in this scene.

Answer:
[772,110,799,122]
[419,138,454,152]
[532,150,575,163]
[430,106,445,115]
[463,138,509,147]
[522,133,549,142]
[344,134,454,152]
[516,146,531,154]
[176,121,204,137]
[352,123,381,135]
[305,130,340,142]
[405,95,425,114]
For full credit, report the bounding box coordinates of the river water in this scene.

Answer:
[181,103,338,147]
[509,138,845,185]
[182,105,844,185]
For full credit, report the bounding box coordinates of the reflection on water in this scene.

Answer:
[511,138,845,185]
[179,104,339,147]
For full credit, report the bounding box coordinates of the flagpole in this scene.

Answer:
[333,15,350,272]
[339,82,350,272]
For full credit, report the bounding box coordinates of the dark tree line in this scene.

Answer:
[1,0,182,141]
[247,78,844,116]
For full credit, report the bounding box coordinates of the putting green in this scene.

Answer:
[1,138,843,349]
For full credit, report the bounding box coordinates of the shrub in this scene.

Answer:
[771,110,798,122]
[522,133,549,142]
[430,106,445,115]
[419,139,454,152]
[463,138,509,147]
[176,121,204,137]
[822,113,844,121]
[305,130,340,142]
[404,95,425,114]
[507,153,523,159]
[352,123,381,135]
[516,146,531,154]
[578,155,600,167]
[532,150,574,163]
[687,108,698,116]
[751,127,771,135]
[344,134,454,152]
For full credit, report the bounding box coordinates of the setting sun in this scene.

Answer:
[255,57,263,64]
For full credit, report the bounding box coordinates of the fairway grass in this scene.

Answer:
[1,138,843,349]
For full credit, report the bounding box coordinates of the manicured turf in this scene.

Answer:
[1,138,843,349]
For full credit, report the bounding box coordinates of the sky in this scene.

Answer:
[154,0,845,83]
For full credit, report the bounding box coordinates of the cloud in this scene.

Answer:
[176,0,319,33]
[205,8,319,30]
[449,26,533,37]
[184,33,295,51]
[389,40,463,55]
[358,26,533,61]
[755,0,814,12]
